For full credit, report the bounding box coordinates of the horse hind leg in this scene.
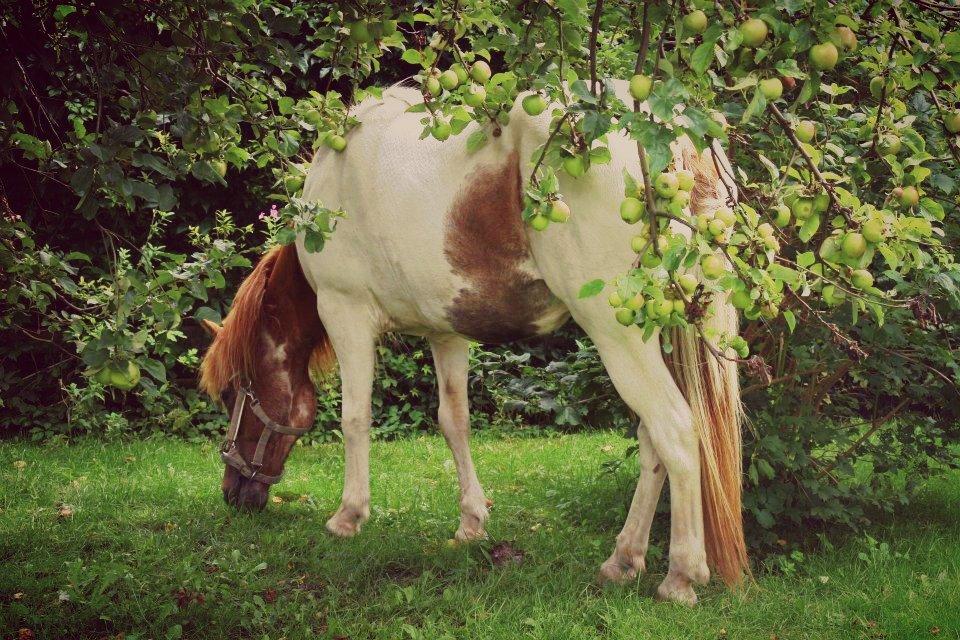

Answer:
[429,335,490,541]
[599,424,666,584]
[585,325,710,606]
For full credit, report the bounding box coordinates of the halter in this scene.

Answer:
[219,385,310,485]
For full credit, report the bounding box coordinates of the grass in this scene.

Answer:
[1,432,958,640]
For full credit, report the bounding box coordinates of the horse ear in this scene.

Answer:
[200,319,222,339]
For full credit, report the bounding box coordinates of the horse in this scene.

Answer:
[199,81,748,605]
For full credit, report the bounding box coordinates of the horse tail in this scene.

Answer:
[669,135,749,586]
[200,244,335,398]
[670,300,749,587]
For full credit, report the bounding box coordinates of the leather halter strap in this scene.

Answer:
[219,386,309,485]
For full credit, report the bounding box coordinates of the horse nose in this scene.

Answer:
[223,475,269,511]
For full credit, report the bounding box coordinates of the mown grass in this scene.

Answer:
[1,432,958,640]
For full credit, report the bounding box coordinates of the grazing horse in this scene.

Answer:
[200,81,748,604]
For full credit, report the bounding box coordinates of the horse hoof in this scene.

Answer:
[656,574,698,606]
[454,525,487,542]
[325,512,363,538]
[598,553,645,584]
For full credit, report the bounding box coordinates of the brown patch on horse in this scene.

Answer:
[442,152,554,344]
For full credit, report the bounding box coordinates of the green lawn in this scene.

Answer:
[1,433,958,640]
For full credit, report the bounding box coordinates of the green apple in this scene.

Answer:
[644,299,661,319]
[757,222,774,238]
[676,169,695,192]
[671,190,690,209]
[563,155,587,178]
[773,204,791,227]
[862,219,884,243]
[424,76,442,97]
[464,84,487,107]
[813,192,830,214]
[673,299,686,314]
[791,197,814,220]
[529,214,549,231]
[829,26,857,52]
[896,185,919,207]
[349,21,372,44]
[759,78,783,101]
[682,10,708,34]
[819,236,841,263]
[656,298,675,317]
[522,94,548,116]
[641,251,661,268]
[708,218,727,236]
[470,61,492,83]
[822,284,846,306]
[809,42,839,71]
[439,69,460,91]
[211,159,227,178]
[696,213,711,233]
[451,63,468,84]
[739,18,768,48]
[326,134,347,152]
[620,197,644,224]
[714,207,735,226]
[701,254,726,279]
[878,133,901,156]
[608,292,623,307]
[283,174,304,193]
[851,269,874,290]
[944,110,960,134]
[548,200,571,222]
[678,273,698,295]
[841,232,867,259]
[795,120,816,143]
[431,121,452,141]
[624,294,644,312]
[109,361,141,391]
[654,172,680,198]
[629,74,653,100]
[869,76,896,100]
[731,289,752,310]
[631,234,648,253]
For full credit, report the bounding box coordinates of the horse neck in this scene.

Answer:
[252,248,323,426]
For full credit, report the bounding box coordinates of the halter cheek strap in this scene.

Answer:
[219,386,310,485]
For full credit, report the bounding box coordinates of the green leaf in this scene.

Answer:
[578,279,605,298]
[54,5,76,21]
[797,251,816,268]
[401,49,422,64]
[690,40,716,76]
[798,213,820,243]
[466,130,487,153]
[783,309,796,333]
[304,229,325,253]
[140,358,167,383]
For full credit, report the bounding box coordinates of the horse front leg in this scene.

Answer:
[429,335,490,541]
[322,304,377,537]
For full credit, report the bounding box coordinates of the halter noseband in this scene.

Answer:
[219,385,310,485]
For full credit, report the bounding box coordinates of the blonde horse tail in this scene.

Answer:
[670,294,749,587]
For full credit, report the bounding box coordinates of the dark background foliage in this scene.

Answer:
[2,0,959,551]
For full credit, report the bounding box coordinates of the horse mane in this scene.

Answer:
[199,244,335,399]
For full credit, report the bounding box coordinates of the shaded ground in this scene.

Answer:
[1,433,958,639]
